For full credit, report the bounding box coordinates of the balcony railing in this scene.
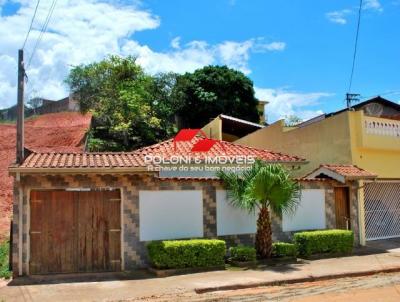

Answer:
[364,118,400,138]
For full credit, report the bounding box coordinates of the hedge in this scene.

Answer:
[147,239,226,269]
[229,246,256,262]
[293,229,354,257]
[272,242,298,258]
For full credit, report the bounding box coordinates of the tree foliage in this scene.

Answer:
[218,161,301,259]
[173,65,260,128]
[66,59,261,151]
[284,115,303,127]
[66,56,176,151]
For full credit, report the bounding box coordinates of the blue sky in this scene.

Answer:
[0,0,399,122]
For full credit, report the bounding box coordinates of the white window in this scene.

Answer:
[282,189,326,232]
[216,190,257,236]
[139,190,203,241]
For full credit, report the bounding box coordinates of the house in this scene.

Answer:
[0,95,79,121]
[201,114,265,142]
[9,129,378,276]
[235,96,400,244]
[201,100,268,142]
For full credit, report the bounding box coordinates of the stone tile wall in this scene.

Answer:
[11,174,357,276]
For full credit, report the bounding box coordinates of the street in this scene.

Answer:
[128,272,400,302]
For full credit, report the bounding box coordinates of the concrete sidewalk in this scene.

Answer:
[1,251,400,302]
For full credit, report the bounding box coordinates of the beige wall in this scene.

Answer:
[236,112,353,177]
[202,116,222,140]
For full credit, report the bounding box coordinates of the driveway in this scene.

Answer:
[365,238,400,253]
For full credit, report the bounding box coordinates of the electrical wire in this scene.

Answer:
[22,0,41,50]
[348,0,363,93]
[26,0,58,68]
[360,91,400,100]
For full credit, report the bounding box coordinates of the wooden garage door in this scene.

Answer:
[29,190,121,274]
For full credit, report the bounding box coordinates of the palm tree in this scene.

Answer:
[218,160,301,259]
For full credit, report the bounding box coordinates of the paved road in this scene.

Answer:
[128,272,400,302]
[2,250,400,301]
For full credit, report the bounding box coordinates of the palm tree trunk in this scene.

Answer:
[255,205,273,259]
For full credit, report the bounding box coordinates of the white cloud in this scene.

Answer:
[255,87,332,123]
[326,9,352,25]
[0,1,286,109]
[170,36,181,49]
[326,1,383,25]
[363,0,383,12]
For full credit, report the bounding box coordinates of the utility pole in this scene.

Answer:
[346,93,360,109]
[16,49,25,164]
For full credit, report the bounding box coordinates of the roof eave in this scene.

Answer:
[9,166,150,175]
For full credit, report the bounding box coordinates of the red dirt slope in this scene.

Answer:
[0,112,91,240]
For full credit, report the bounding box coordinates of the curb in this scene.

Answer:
[195,266,400,294]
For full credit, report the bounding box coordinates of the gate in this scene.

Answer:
[364,182,400,241]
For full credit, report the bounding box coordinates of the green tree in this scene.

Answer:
[66,56,176,151]
[218,161,301,259]
[284,115,303,127]
[172,65,260,128]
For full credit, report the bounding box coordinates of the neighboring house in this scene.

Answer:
[235,96,400,243]
[9,133,375,276]
[0,95,79,121]
[201,100,268,142]
[202,114,265,142]
[35,95,80,115]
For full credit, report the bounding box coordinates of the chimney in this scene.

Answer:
[16,49,24,164]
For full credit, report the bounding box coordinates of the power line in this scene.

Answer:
[22,0,41,49]
[347,0,363,93]
[360,91,400,100]
[26,0,58,68]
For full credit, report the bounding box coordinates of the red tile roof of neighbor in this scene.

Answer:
[0,112,91,240]
[304,164,377,181]
[319,164,377,178]
[17,136,306,170]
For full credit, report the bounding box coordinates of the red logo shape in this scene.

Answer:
[173,129,225,152]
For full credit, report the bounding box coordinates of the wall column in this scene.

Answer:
[357,180,366,246]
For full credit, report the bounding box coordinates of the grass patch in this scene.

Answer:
[0,240,11,279]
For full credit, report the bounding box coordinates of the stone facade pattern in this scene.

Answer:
[12,174,358,276]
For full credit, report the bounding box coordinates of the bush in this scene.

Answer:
[293,229,354,257]
[229,246,256,262]
[272,242,298,258]
[0,240,11,279]
[147,239,226,269]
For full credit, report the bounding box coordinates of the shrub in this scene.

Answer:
[0,240,11,279]
[229,246,257,262]
[272,242,298,258]
[147,239,226,269]
[293,229,354,257]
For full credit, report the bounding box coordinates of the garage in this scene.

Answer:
[29,189,121,274]
[364,182,400,241]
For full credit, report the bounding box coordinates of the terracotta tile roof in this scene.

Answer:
[15,137,306,170]
[303,164,377,183]
[133,137,306,163]
[319,164,377,178]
